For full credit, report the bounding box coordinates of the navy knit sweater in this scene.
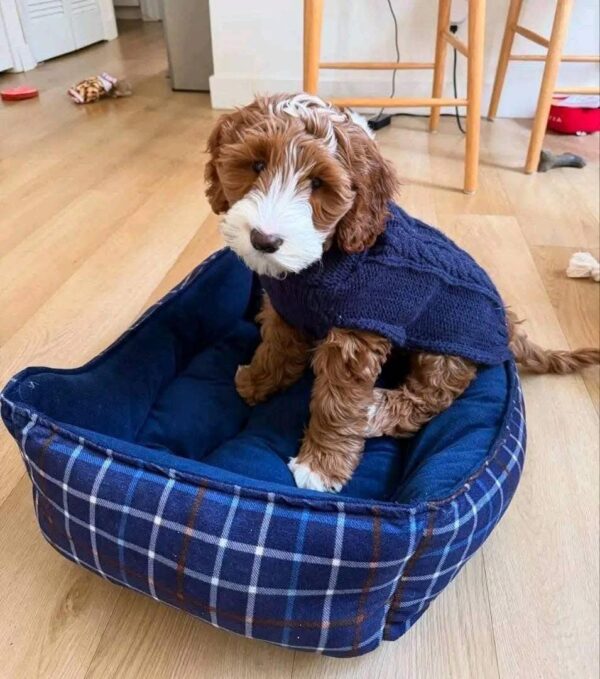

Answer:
[260,203,511,365]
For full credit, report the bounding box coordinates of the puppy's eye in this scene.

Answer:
[310,177,323,190]
[251,160,266,173]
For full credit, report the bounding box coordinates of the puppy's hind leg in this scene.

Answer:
[366,353,477,438]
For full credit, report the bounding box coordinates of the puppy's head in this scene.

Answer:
[205,93,398,277]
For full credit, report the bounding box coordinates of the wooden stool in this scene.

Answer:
[488,0,600,173]
[303,0,487,194]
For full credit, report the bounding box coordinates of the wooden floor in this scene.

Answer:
[0,21,598,679]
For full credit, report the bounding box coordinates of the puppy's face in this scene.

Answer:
[205,94,398,277]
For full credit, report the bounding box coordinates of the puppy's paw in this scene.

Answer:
[365,389,416,439]
[235,364,267,406]
[288,458,343,493]
[364,389,388,438]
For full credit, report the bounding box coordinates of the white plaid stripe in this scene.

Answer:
[281,507,311,646]
[485,467,504,515]
[415,501,460,615]
[245,493,275,637]
[431,437,523,537]
[89,456,113,579]
[457,492,478,566]
[31,469,407,595]
[117,468,144,584]
[209,486,241,626]
[148,478,176,599]
[378,511,419,641]
[317,502,346,652]
[400,495,481,585]
[19,414,37,474]
[62,442,84,565]
[27,455,409,568]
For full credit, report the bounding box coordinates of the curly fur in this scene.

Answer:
[205,93,600,493]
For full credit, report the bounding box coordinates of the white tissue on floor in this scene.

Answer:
[566,252,600,282]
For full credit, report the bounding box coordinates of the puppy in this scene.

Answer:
[205,93,599,493]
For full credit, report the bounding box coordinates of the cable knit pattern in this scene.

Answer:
[260,203,511,365]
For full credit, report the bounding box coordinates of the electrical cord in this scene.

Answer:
[377,3,465,134]
[450,29,466,133]
[376,0,401,118]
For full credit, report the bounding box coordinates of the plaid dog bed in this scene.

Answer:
[0,249,525,657]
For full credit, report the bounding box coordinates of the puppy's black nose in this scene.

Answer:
[250,228,283,253]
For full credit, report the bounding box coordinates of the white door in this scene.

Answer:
[68,0,104,50]
[17,0,76,62]
[0,11,15,71]
[17,0,103,63]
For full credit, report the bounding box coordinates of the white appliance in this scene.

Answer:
[162,0,212,91]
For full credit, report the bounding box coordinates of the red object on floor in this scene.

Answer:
[548,100,600,135]
[1,85,39,101]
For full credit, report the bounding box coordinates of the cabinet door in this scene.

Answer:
[17,0,76,62]
[17,0,104,63]
[0,12,15,71]
[68,0,104,51]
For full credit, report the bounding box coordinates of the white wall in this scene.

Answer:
[208,0,600,116]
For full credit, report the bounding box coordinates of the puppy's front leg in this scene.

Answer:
[236,295,311,405]
[289,329,391,492]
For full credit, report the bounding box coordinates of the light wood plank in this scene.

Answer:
[0,477,121,679]
[440,215,599,679]
[530,245,600,412]
[292,552,499,679]
[84,592,294,679]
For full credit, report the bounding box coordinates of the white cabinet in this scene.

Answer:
[0,12,15,71]
[69,0,105,50]
[16,0,104,62]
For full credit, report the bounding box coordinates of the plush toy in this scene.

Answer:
[67,72,132,104]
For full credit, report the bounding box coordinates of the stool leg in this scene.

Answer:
[487,0,523,120]
[464,0,486,194]
[303,0,324,94]
[430,0,452,132]
[524,0,573,173]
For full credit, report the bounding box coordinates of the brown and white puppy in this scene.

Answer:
[205,93,599,493]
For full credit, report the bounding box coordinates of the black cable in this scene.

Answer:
[376,0,400,117]
[452,45,466,134]
[377,3,464,134]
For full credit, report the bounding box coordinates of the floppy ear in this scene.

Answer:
[334,128,399,253]
[204,113,233,214]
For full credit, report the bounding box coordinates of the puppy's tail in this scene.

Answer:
[508,311,600,374]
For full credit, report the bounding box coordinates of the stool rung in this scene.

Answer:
[514,25,550,48]
[319,61,435,70]
[554,86,600,95]
[330,97,468,108]
[510,54,600,63]
[443,31,469,57]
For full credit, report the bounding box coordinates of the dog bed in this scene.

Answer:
[0,249,526,657]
